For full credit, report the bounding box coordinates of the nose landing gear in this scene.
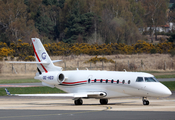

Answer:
[142,97,149,105]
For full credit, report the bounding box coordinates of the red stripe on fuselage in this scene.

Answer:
[32,41,48,73]
[62,80,87,85]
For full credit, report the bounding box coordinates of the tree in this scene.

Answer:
[0,0,39,43]
[64,1,96,43]
[42,0,58,6]
[129,0,145,27]
[97,0,142,44]
[169,3,175,28]
[58,0,65,9]
[142,0,169,42]
[35,15,55,39]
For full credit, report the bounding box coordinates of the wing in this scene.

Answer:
[5,88,106,98]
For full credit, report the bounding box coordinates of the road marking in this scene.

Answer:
[106,106,112,110]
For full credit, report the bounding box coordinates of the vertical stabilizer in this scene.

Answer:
[32,38,61,73]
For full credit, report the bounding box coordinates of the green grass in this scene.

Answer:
[161,81,175,91]
[139,71,175,78]
[0,78,40,84]
[140,71,175,74]
[140,71,161,73]
[0,87,65,96]
[155,74,175,79]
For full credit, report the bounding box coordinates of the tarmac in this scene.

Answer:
[0,78,175,120]
[0,93,175,120]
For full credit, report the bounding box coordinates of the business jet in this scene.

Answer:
[5,38,172,105]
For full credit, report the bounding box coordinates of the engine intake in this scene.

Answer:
[57,73,65,84]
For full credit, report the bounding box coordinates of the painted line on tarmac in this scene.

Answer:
[106,106,112,110]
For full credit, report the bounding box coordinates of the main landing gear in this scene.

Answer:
[100,99,108,105]
[142,97,149,105]
[74,98,83,105]
[74,98,109,105]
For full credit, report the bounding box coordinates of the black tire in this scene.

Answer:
[143,100,149,105]
[74,99,83,105]
[78,99,83,105]
[100,99,108,105]
[146,100,149,105]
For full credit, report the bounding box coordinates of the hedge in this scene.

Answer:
[0,40,175,61]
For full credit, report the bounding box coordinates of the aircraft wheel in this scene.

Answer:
[100,99,108,105]
[143,100,149,105]
[74,98,83,105]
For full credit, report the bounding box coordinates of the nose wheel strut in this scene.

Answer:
[142,97,149,105]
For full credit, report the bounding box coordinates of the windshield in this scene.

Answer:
[144,77,158,82]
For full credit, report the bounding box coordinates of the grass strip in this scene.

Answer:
[161,81,175,91]
[141,71,175,74]
[0,87,65,96]
[0,79,40,84]
[155,74,175,79]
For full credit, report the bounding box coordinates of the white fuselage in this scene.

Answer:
[39,70,172,99]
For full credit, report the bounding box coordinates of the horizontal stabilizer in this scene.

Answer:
[7,61,50,65]
[7,60,62,64]
[52,60,62,63]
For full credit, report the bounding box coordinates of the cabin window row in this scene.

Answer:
[88,79,131,84]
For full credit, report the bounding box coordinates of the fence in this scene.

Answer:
[0,60,174,75]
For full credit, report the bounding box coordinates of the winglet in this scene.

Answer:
[5,88,11,96]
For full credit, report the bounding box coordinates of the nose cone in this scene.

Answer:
[160,86,172,97]
[145,83,172,97]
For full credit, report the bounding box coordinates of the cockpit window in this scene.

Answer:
[145,77,158,82]
[136,77,143,82]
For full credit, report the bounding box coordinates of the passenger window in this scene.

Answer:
[100,79,103,83]
[94,79,96,83]
[111,80,114,83]
[136,77,143,82]
[88,79,91,83]
[117,80,119,84]
[122,80,125,84]
[106,79,108,83]
[128,80,131,84]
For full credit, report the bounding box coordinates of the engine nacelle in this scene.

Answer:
[57,73,65,84]
[39,72,67,85]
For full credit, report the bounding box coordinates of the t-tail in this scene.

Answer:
[31,38,62,74]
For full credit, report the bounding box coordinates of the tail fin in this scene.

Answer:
[32,38,62,73]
